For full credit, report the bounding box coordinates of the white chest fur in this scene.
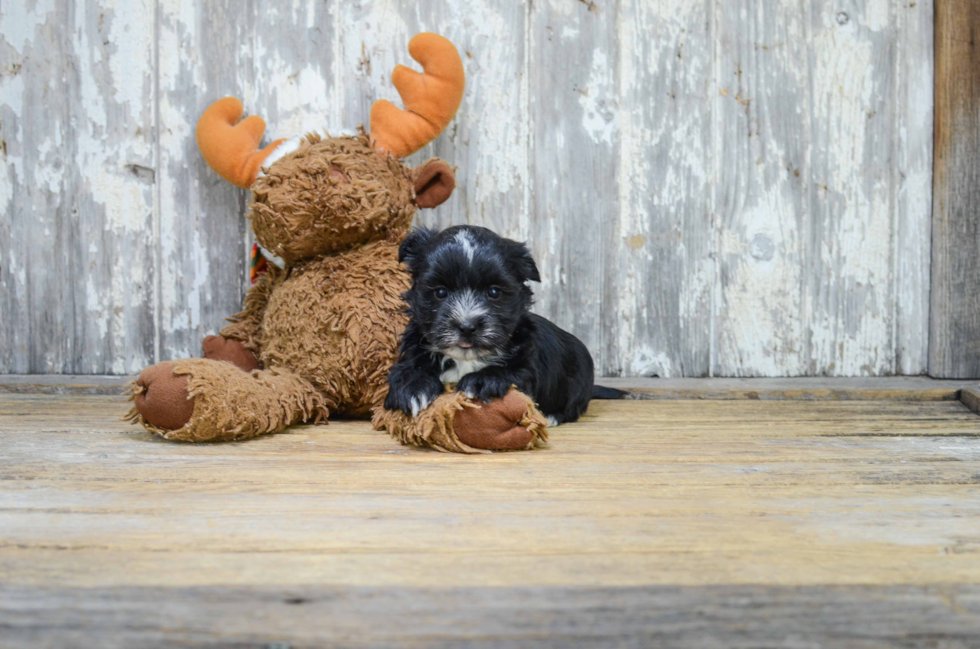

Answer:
[439,356,490,384]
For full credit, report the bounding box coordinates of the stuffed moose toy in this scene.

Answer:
[127,33,548,452]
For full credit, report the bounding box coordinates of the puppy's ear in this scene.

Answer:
[507,240,541,283]
[399,228,436,275]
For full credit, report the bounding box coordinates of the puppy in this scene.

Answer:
[384,225,625,426]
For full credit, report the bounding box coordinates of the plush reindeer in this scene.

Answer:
[127,33,548,453]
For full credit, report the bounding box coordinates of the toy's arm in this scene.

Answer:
[374,389,549,454]
[217,264,282,356]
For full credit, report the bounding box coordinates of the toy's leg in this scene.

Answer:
[373,389,548,453]
[202,335,260,372]
[127,358,328,442]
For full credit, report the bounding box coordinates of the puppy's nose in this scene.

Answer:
[456,319,481,336]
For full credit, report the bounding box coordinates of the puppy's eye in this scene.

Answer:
[487,287,501,299]
[434,287,448,300]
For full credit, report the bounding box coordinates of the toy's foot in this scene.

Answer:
[128,358,327,442]
[202,335,259,372]
[131,363,194,431]
[453,391,537,450]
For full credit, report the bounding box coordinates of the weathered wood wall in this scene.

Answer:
[0,0,934,377]
[930,0,980,379]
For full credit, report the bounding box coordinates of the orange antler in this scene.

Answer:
[370,33,465,159]
[196,97,284,188]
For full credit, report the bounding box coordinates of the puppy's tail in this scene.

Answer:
[592,385,629,400]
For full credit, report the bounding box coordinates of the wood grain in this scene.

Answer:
[2,396,980,584]
[930,0,980,378]
[3,584,979,648]
[961,388,980,416]
[610,0,713,377]
[895,0,934,375]
[529,0,619,372]
[0,1,157,374]
[4,373,978,399]
[714,0,809,376]
[0,2,937,377]
[2,394,980,643]
[807,0,903,376]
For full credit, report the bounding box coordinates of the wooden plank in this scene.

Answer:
[714,1,932,377]
[600,376,977,401]
[2,397,980,588]
[607,0,712,377]
[806,0,911,376]
[930,0,980,378]
[961,388,980,416]
[0,375,129,396]
[0,1,157,374]
[528,0,619,373]
[156,0,254,362]
[251,0,340,135]
[713,0,809,376]
[2,584,979,648]
[2,375,977,400]
[894,0,934,374]
[0,4,66,374]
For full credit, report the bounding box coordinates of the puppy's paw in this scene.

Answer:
[457,373,511,404]
[385,375,443,417]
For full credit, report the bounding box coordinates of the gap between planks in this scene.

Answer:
[2,376,978,414]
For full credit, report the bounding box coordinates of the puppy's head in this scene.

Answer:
[399,225,540,361]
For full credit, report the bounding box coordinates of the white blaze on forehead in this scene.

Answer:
[453,230,477,263]
[449,290,489,323]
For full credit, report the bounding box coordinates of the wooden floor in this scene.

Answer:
[3,386,980,647]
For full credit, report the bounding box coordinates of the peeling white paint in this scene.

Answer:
[0,0,55,53]
[106,0,154,109]
[808,7,894,376]
[578,49,618,145]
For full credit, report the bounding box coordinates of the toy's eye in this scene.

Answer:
[434,287,449,300]
[487,287,501,299]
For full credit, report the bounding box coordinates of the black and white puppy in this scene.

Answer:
[384,225,624,426]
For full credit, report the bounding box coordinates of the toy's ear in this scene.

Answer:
[399,227,437,275]
[413,159,455,209]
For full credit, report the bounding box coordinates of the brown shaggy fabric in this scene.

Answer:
[373,388,548,454]
[250,132,416,264]
[202,335,260,372]
[255,237,411,417]
[127,358,326,442]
